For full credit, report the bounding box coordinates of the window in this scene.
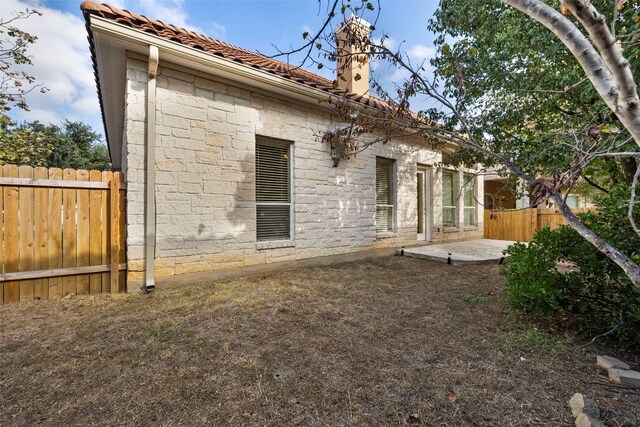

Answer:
[255,136,292,241]
[442,170,457,227]
[566,195,579,208]
[463,173,477,227]
[376,157,394,232]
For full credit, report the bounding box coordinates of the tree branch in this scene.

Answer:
[629,156,640,237]
[582,174,610,194]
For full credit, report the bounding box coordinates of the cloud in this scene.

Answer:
[210,21,226,38]
[136,0,188,27]
[2,0,208,136]
[3,0,102,132]
[369,36,397,72]
[106,0,126,8]
[387,68,411,83]
[130,0,206,34]
[408,44,435,63]
[371,35,397,51]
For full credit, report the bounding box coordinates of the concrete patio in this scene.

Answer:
[403,239,517,265]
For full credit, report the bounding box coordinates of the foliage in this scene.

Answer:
[0,114,53,165]
[0,114,111,170]
[0,8,48,112]
[428,0,639,188]
[0,9,107,171]
[500,236,567,314]
[501,185,640,344]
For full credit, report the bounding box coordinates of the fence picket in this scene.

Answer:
[62,169,78,296]
[0,165,125,303]
[76,170,90,295]
[18,166,35,301]
[3,165,20,302]
[48,168,64,298]
[110,173,121,293]
[484,207,595,242]
[34,167,49,300]
[118,173,126,292]
[101,171,112,293]
[89,170,103,294]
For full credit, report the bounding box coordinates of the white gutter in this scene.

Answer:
[145,44,159,291]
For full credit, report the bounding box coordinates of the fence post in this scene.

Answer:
[110,173,121,293]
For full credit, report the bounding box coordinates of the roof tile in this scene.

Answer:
[80,1,393,148]
[81,1,348,92]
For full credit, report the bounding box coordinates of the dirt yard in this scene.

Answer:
[1,256,638,426]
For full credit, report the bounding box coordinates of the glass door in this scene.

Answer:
[416,168,432,241]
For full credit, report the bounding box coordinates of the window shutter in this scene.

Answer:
[463,173,475,206]
[376,158,392,205]
[256,137,291,241]
[442,170,456,227]
[463,173,476,227]
[442,171,454,206]
[376,157,394,232]
[256,205,291,241]
[256,138,290,203]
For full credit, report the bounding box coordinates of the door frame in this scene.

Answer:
[416,166,432,242]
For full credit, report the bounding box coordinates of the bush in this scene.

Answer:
[501,185,640,345]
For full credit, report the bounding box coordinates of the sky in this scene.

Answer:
[1,0,440,142]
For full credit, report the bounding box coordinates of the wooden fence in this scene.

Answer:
[1,164,126,303]
[484,207,594,242]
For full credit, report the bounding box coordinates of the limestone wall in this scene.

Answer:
[122,59,483,290]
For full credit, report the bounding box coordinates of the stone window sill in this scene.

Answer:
[443,227,460,233]
[256,240,296,250]
[463,226,478,232]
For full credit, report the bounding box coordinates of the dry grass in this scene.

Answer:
[1,256,639,426]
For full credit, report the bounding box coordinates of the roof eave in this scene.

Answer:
[85,15,386,160]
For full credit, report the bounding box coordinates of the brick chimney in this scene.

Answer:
[335,16,371,97]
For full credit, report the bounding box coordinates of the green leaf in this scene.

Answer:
[600,124,621,134]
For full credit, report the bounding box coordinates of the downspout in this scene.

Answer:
[145,45,159,291]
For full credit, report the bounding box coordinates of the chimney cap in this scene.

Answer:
[335,14,372,34]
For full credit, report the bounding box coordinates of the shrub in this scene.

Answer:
[501,185,640,345]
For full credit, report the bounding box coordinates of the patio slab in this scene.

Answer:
[403,239,517,265]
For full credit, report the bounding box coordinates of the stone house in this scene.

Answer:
[81,1,484,291]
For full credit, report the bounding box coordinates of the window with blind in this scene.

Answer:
[442,170,457,228]
[376,157,394,233]
[255,136,292,241]
[566,195,579,208]
[463,173,476,227]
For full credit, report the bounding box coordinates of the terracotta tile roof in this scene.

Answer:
[80,1,386,112]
